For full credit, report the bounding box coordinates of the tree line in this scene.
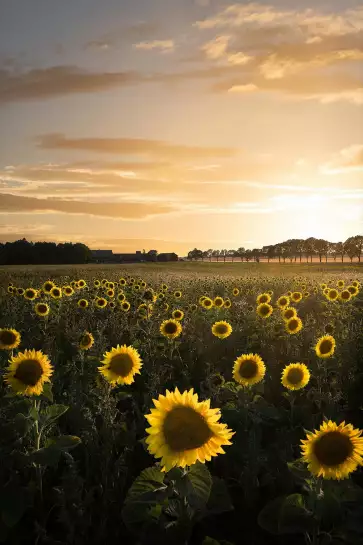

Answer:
[187,236,363,263]
[0,239,92,265]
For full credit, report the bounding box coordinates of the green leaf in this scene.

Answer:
[29,406,39,421]
[13,413,34,437]
[184,462,212,509]
[46,435,81,451]
[202,538,220,545]
[31,447,61,467]
[41,382,53,402]
[207,477,233,515]
[258,494,315,536]
[126,467,165,500]
[43,404,69,424]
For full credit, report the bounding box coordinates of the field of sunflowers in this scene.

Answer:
[0,264,362,545]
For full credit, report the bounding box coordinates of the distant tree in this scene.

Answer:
[304,238,316,263]
[212,249,220,262]
[345,235,363,262]
[244,249,252,262]
[228,249,237,262]
[237,247,245,261]
[315,239,329,263]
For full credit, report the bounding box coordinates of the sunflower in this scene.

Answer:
[320,283,327,290]
[282,306,297,321]
[281,363,310,391]
[4,349,53,396]
[347,285,359,297]
[34,303,50,317]
[145,387,234,471]
[256,293,271,305]
[213,296,224,308]
[107,289,115,298]
[315,335,336,358]
[212,321,232,339]
[76,279,85,289]
[233,353,266,387]
[43,281,55,294]
[232,288,239,296]
[256,303,273,318]
[352,280,360,288]
[326,289,339,301]
[199,296,207,305]
[119,278,127,286]
[161,283,168,292]
[174,290,182,299]
[143,289,155,301]
[80,332,94,351]
[287,291,292,297]
[202,297,214,309]
[140,281,147,288]
[50,287,62,299]
[95,297,107,309]
[291,291,303,303]
[78,299,89,309]
[189,303,198,311]
[157,292,165,300]
[94,280,101,288]
[285,316,303,335]
[340,289,351,302]
[162,303,169,312]
[121,301,130,312]
[101,279,108,286]
[276,295,290,309]
[17,288,25,296]
[98,345,142,385]
[133,284,141,292]
[224,299,232,309]
[337,280,345,288]
[172,309,184,321]
[63,286,74,297]
[117,292,126,302]
[0,328,21,350]
[160,319,182,339]
[325,323,335,335]
[301,421,363,480]
[24,288,37,301]
[7,286,14,294]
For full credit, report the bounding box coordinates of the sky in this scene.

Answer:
[0,0,362,254]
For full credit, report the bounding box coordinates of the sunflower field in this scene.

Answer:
[0,264,363,545]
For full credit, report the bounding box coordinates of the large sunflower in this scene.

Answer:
[98,345,142,385]
[256,303,273,318]
[95,297,107,309]
[315,335,336,358]
[63,286,74,297]
[24,288,38,301]
[43,280,55,294]
[172,309,184,321]
[214,296,224,308]
[282,306,297,321]
[0,328,21,350]
[326,289,339,301]
[212,321,232,339]
[340,289,351,302]
[160,319,182,339]
[120,301,131,312]
[281,363,310,391]
[291,291,303,303]
[78,279,86,289]
[34,303,50,317]
[4,349,53,396]
[202,297,214,310]
[145,387,234,471]
[276,295,290,309]
[256,293,271,305]
[347,285,359,297]
[80,332,94,351]
[78,299,89,309]
[301,421,363,480]
[50,286,62,299]
[285,316,303,335]
[233,353,266,387]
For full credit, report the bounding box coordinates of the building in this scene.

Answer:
[91,249,179,263]
[157,252,178,262]
[91,250,114,263]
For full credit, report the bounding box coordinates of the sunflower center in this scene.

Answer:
[287,368,304,385]
[0,330,17,345]
[319,340,333,355]
[239,359,258,379]
[108,354,134,377]
[164,321,178,334]
[313,431,353,466]
[215,324,228,335]
[38,304,47,313]
[284,310,294,319]
[14,359,43,386]
[288,319,299,330]
[280,298,287,306]
[260,305,270,316]
[81,335,91,346]
[163,406,212,452]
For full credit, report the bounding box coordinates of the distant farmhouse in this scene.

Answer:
[91,249,178,264]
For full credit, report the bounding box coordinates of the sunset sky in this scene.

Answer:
[0,0,362,254]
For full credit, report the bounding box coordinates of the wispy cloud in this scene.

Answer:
[322,144,363,174]
[134,40,174,52]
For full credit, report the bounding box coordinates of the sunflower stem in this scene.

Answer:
[33,399,43,504]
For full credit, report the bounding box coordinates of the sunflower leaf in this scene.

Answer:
[41,382,53,402]
[42,404,69,424]
[184,462,212,510]
[46,435,81,451]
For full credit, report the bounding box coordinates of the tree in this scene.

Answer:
[315,239,329,263]
[236,247,245,261]
[345,235,363,262]
[228,249,237,262]
[304,238,316,263]
[212,249,220,262]
[220,249,228,263]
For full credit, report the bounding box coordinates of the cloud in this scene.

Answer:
[322,145,363,174]
[0,192,175,219]
[36,133,237,159]
[0,66,144,103]
[134,40,175,52]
